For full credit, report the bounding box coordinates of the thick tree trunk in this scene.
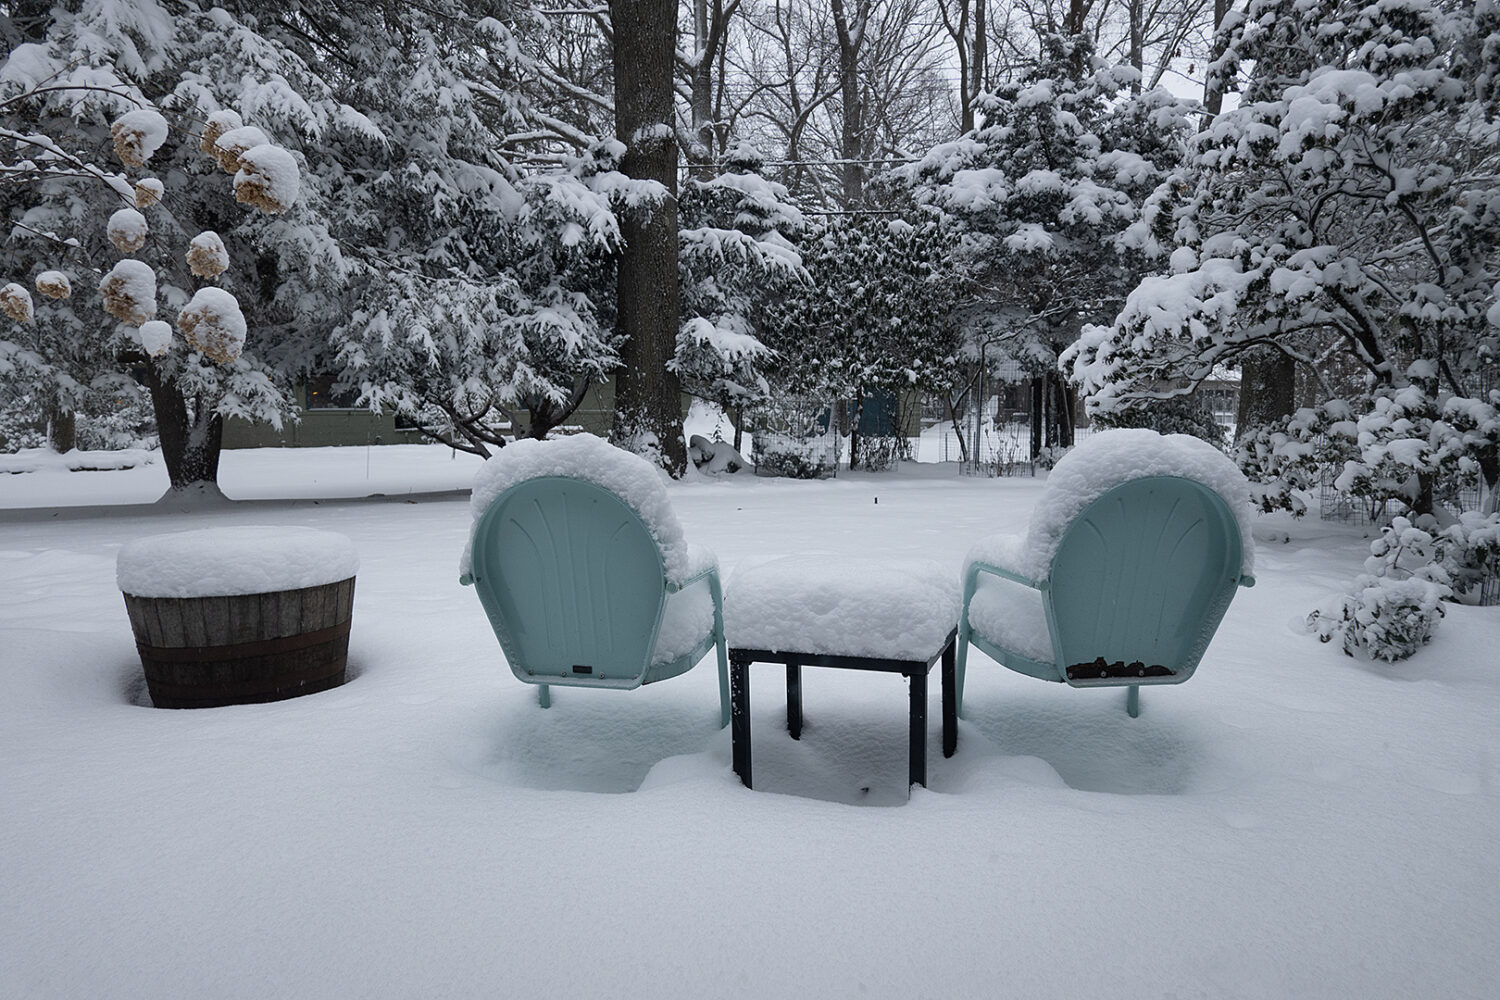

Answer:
[1234,350,1297,445]
[143,362,224,493]
[43,396,75,453]
[610,0,687,476]
[1204,0,1232,119]
[831,0,864,207]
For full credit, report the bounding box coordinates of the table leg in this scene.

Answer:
[786,661,802,740]
[908,668,927,788]
[731,655,752,789]
[942,640,957,758]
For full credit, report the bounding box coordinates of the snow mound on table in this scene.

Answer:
[461,433,711,587]
[117,526,359,598]
[969,429,1255,581]
[725,555,960,661]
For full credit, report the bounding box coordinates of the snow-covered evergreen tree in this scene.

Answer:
[1067,0,1500,516]
[675,142,807,450]
[905,32,1197,456]
[761,213,957,469]
[1,1,314,492]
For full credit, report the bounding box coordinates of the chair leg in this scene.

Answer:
[954,626,970,719]
[538,683,551,709]
[1126,684,1139,718]
[716,634,731,729]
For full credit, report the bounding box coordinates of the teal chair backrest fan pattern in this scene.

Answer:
[464,475,729,725]
[958,472,1253,719]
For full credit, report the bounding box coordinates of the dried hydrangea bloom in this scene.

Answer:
[138,319,173,358]
[211,125,269,173]
[99,259,157,325]
[177,287,247,364]
[134,178,164,209]
[110,109,169,167]
[186,231,229,278]
[35,271,71,300]
[1,282,35,323]
[107,208,149,253]
[199,109,243,157]
[233,145,301,214]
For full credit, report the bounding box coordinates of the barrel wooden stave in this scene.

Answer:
[123,578,354,709]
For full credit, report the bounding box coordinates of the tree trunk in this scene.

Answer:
[1204,0,1231,119]
[143,361,224,493]
[1127,0,1144,95]
[972,0,987,114]
[610,0,687,476]
[1029,376,1043,459]
[830,0,865,207]
[43,396,75,453]
[1234,350,1297,445]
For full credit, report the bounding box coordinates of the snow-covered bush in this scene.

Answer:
[1308,575,1447,662]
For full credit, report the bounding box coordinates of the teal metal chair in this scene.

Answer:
[462,476,730,726]
[957,475,1254,718]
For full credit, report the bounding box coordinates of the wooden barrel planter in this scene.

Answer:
[118,527,359,709]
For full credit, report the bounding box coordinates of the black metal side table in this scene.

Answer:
[728,629,958,790]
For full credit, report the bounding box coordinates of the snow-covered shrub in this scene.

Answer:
[1378,512,1500,605]
[1303,510,1500,659]
[1308,575,1447,662]
[752,434,838,479]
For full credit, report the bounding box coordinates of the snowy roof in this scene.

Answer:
[117,526,359,598]
[460,434,709,586]
[972,429,1256,581]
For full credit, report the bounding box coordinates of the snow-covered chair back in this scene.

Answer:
[1048,475,1245,685]
[957,430,1255,717]
[460,435,729,724]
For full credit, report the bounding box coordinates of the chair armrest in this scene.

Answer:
[964,559,1045,595]
[667,564,718,593]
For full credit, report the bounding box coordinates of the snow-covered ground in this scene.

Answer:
[2,444,1498,999]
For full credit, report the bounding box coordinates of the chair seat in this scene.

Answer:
[965,571,1051,663]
